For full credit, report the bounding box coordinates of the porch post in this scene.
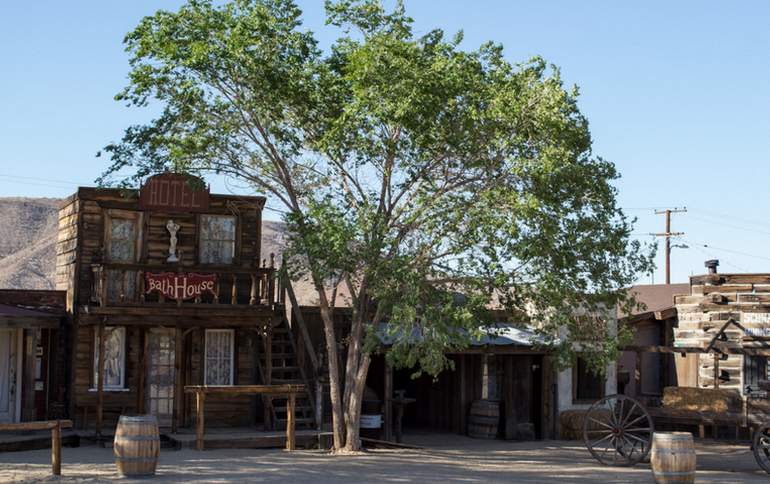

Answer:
[137,328,147,414]
[195,390,205,451]
[172,326,183,433]
[263,326,273,431]
[383,361,393,441]
[96,323,105,438]
[22,329,38,421]
[634,350,642,396]
[286,392,296,451]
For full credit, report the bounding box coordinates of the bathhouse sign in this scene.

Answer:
[146,272,217,301]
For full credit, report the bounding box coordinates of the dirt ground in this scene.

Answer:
[0,434,767,483]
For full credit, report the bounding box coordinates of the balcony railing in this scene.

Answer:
[90,262,279,308]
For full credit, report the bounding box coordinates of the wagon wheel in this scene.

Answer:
[752,422,770,474]
[583,394,653,467]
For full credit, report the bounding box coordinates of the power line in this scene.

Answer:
[682,238,749,272]
[685,212,770,238]
[684,238,770,263]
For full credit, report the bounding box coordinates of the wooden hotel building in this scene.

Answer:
[56,174,311,438]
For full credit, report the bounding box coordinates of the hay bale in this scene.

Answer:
[662,387,742,413]
[559,409,611,440]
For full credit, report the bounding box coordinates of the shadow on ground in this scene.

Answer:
[0,433,767,483]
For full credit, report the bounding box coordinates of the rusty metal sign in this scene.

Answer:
[138,173,210,212]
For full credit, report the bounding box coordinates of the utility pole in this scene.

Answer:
[650,207,687,284]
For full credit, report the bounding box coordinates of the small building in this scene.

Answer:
[0,289,66,423]
[674,261,770,394]
[616,284,688,404]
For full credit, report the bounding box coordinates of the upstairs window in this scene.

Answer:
[199,215,236,264]
[205,329,234,385]
[104,212,141,302]
[108,218,137,262]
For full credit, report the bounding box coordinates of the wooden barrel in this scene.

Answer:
[650,432,696,483]
[114,415,160,477]
[468,399,500,439]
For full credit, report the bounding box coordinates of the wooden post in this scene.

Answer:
[195,391,205,451]
[22,329,38,421]
[172,326,183,433]
[635,350,642,396]
[714,354,720,389]
[96,323,105,439]
[137,328,147,414]
[51,420,61,476]
[315,378,323,430]
[503,356,516,440]
[286,392,296,451]
[384,362,393,441]
[459,355,467,435]
[263,327,273,431]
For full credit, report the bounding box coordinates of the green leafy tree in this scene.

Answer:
[100,0,653,452]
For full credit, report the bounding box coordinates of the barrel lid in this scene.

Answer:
[118,415,159,424]
[653,431,693,440]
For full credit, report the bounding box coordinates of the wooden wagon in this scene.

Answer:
[582,332,770,473]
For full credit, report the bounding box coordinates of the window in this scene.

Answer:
[93,326,126,389]
[744,355,769,393]
[199,215,236,264]
[108,218,137,261]
[574,356,604,402]
[105,213,140,302]
[205,329,234,385]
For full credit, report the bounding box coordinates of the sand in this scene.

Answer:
[0,434,767,483]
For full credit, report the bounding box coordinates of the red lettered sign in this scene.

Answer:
[138,173,210,212]
[146,272,217,301]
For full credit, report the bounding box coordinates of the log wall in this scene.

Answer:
[674,273,770,391]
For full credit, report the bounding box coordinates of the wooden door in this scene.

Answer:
[0,329,18,423]
[146,329,175,427]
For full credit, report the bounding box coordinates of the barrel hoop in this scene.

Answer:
[115,435,160,442]
[652,470,696,476]
[652,448,695,455]
[115,456,159,463]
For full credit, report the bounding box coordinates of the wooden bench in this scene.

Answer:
[647,387,745,439]
[0,420,73,475]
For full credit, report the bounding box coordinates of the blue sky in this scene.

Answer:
[1,1,769,283]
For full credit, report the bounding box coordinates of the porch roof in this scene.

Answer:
[379,323,550,349]
[0,304,61,328]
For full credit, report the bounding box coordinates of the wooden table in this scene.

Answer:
[0,420,73,475]
[184,385,305,451]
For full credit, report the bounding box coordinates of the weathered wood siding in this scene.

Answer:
[674,273,770,391]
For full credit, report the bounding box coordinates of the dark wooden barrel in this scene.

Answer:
[114,415,160,477]
[468,399,500,439]
[651,432,696,483]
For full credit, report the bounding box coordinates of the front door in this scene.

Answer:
[0,330,18,423]
[147,329,175,427]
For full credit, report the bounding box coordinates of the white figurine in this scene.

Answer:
[166,219,180,262]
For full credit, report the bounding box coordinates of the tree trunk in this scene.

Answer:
[344,353,371,451]
[318,299,345,449]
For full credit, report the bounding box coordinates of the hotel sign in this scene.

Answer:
[146,272,217,301]
[139,173,210,212]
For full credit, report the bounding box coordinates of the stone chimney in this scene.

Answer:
[705,259,719,274]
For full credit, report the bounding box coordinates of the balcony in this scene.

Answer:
[90,262,279,309]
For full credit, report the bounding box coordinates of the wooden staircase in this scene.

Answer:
[258,318,316,430]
